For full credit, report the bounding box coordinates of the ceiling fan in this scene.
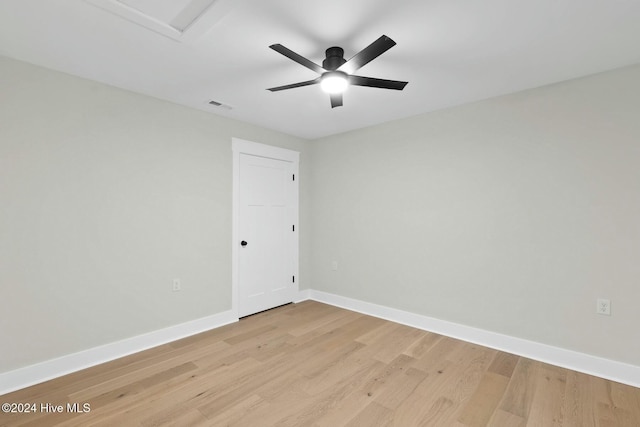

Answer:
[267,35,408,108]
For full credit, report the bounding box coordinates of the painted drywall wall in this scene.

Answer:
[0,56,310,373]
[310,64,640,366]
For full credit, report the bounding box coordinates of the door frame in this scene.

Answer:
[231,138,299,318]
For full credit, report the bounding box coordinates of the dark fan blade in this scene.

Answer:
[337,35,396,74]
[269,44,326,74]
[267,78,320,92]
[330,93,343,108]
[348,75,408,90]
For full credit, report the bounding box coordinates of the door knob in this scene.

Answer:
[241,240,248,247]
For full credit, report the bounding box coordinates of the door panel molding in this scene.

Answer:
[232,138,299,318]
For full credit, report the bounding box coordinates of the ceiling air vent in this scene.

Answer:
[208,100,232,110]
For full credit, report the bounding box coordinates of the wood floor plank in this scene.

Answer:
[235,358,384,427]
[522,362,567,426]
[287,306,354,337]
[389,358,459,425]
[357,324,426,364]
[445,343,497,405]
[2,301,639,427]
[373,367,428,410]
[456,371,510,426]
[187,394,267,427]
[593,379,637,427]
[409,334,464,373]
[402,331,442,359]
[345,401,393,427]
[610,381,640,423]
[311,354,416,427]
[563,370,598,427]
[283,309,364,348]
[421,344,497,426]
[488,351,520,378]
[498,357,539,419]
[486,408,526,426]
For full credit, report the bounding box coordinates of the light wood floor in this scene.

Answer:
[2,301,639,426]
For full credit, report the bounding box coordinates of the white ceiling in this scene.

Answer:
[1,0,640,139]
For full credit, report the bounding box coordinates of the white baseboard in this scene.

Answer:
[294,289,311,303]
[304,290,640,388]
[0,310,237,396]
[4,291,639,395]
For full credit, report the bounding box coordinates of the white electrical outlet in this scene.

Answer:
[173,278,181,292]
[331,261,338,271]
[596,298,610,316]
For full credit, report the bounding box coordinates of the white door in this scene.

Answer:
[232,139,298,318]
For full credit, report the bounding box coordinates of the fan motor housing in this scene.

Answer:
[322,47,346,71]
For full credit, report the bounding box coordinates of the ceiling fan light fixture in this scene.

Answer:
[267,35,408,107]
[320,71,348,94]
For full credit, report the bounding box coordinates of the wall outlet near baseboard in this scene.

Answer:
[596,298,610,315]
[173,278,182,292]
[331,261,338,271]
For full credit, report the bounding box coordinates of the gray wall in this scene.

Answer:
[3,54,639,375]
[0,56,310,372]
[310,64,640,366]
